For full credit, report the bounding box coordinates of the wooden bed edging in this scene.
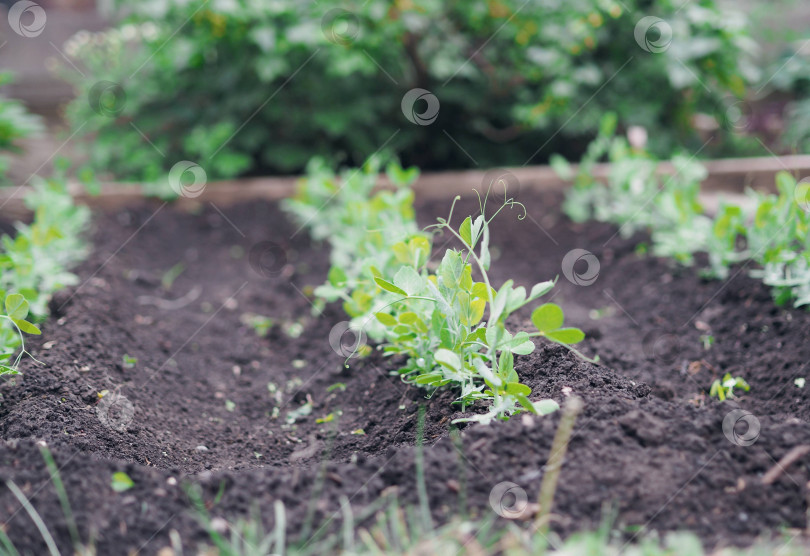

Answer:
[0,154,808,219]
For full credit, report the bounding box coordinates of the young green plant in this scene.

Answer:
[285,159,598,423]
[372,189,596,424]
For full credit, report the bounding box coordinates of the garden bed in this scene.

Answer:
[1,187,810,553]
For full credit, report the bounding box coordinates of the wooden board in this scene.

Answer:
[1,155,808,220]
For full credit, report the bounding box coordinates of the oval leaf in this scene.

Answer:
[398,312,418,324]
[533,399,560,415]
[393,266,424,296]
[531,303,564,332]
[505,382,531,396]
[414,373,444,385]
[434,349,461,372]
[529,280,555,301]
[12,319,41,335]
[375,312,397,326]
[5,294,29,321]
[546,327,585,344]
[111,472,134,492]
[374,277,407,296]
[459,216,472,246]
[515,393,537,414]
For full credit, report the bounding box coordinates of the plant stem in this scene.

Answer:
[536,396,584,536]
[415,405,432,532]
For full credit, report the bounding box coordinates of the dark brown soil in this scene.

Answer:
[2,189,810,554]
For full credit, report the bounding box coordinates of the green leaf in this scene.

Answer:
[505,286,527,313]
[434,349,461,372]
[459,295,486,327]
[464,327,487,345]
[439,251,464,287]
[507,332,535,355]
[775,171,795,197]
[392,242,411,265]
[328,266,347,287]
[545,327,585,344]
[111,472,134,492]
[376,312,397,326]
[529,280,555,301]
[386,162,419,187]
[479,222,491,270]
[5,294,29,321]
[486,325,509,351]
[515,394,538,414]
[409,236,431,268]
[599,112,618,137]
[796,183,810,210]
[505,382,531,396]
[398,312,418,324]
[374,277,407,296]
[490,281,511,323]
[18,288,38,303]
[471,282,493,300]
[12,319,41,335]
[473,358,501,387]
[393,266,424,296]
[498,349,515,379]
[459,216,472,246]
[533,399,560,415]
[415,372,445,385]
[531,303,564,332]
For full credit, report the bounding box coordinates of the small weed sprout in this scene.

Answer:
[111,471,135,492]
[241,313,275,337]
[710,373,750,401]
[700,334,715,350]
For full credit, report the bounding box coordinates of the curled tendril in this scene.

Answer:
[507,197,528,220]
[473,175,527,223]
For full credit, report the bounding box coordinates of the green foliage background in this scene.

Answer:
[0,73,42,185]
[60,0,757,184]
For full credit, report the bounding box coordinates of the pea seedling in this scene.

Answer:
[373,190,595,423]
[709,373,750,401]
[0,169,89,376]
[285,158,598,424]
[0,293,42,376]
[558,115,810,309]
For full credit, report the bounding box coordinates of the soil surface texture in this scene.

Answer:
[1,189,809,554]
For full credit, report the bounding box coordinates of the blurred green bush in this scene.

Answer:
[60,0,757,183]
[772,38,810,153]
[0,73,42,185]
